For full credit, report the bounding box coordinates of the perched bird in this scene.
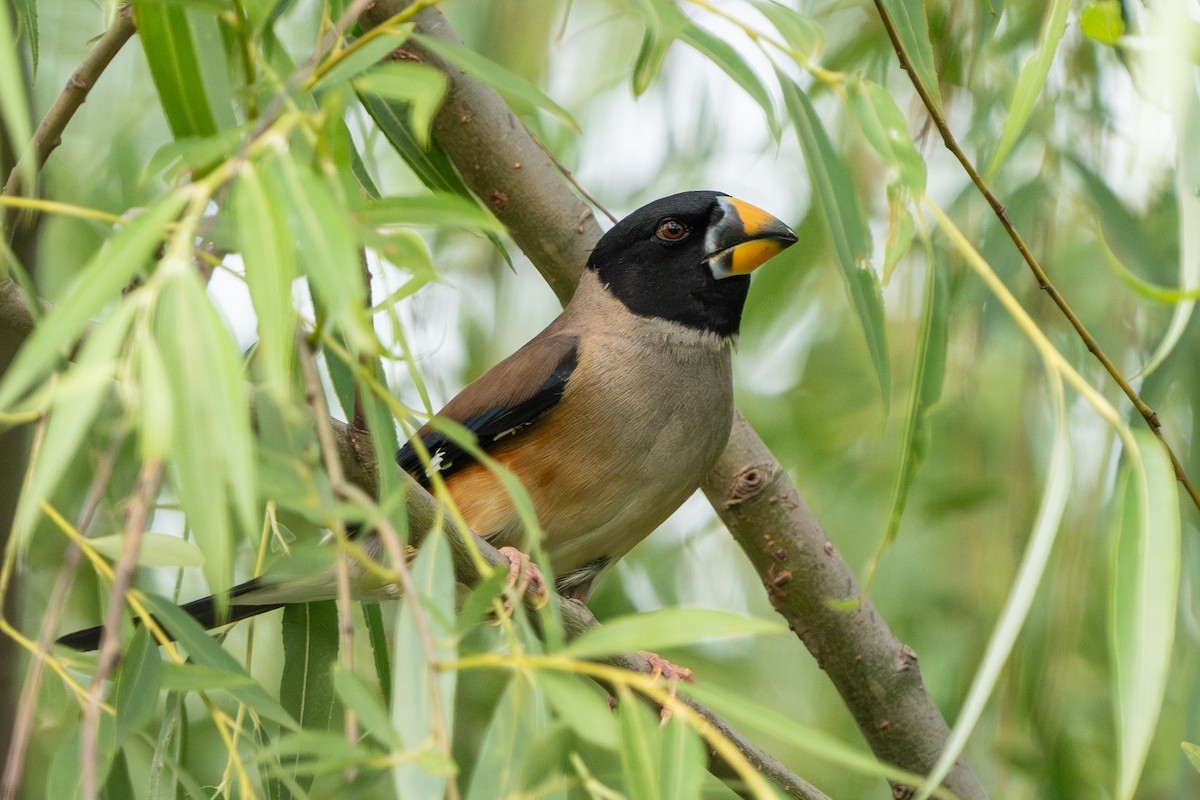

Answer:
[59,190,796,651]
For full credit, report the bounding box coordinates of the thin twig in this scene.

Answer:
[871,0,1200,516]
[296,340,360,758]
[81,458,162,800]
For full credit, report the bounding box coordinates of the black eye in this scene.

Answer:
[655,218,689,242]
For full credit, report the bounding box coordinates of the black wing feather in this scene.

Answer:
[397,342,578,485]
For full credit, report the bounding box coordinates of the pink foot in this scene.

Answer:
[638,650,694,683]
[498,546,549,605]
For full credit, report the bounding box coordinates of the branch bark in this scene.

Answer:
[360,3,987,798]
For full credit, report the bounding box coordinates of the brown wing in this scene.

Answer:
[395,332,579,485]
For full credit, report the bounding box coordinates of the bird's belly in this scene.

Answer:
[447,338,733,594]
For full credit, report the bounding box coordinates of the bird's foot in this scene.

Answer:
[498,546,549,607]
[638,650,694,683]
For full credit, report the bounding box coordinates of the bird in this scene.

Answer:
[58,190,797,652]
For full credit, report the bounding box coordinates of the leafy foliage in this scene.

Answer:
[1,1,1197,799]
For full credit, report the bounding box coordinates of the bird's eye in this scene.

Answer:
[655,219,689,242]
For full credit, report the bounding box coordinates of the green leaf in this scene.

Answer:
[131,0,218,138]
[617,686,662,800]
[356,193,504,234]
[268,155,376,356]
[685,680,938,789]
[984,0,1070,177]
[1110,432,1181,800]
[0,4,34,196]
[281,602,340,730]
[1139,81,1200,377]
[334,664,401,750]
[280,601,340,793]
[778,74,889,403]
[876,0,940,112]
[160,662,259,693]
[392,530,459,797]
[846,77,926,194]
[1081,1,1125,44]
[1183,741,1200,773]
[466,676,543,800]
[13,0,37,73]
[629,0,687,95]
[560,608,783,660]
[145,125,251,181]
[358,91,469,194]
[232,163,298,401]
[155,265,258,606]
[659,715,705,800]
[678,22,778,137]
[878,258,945,552]
[114,627,163,744]
[0,192,186,411]
[413,34,579,131]
[259,730,380,772]
[11,301,135,549]
[538,671,618,749]
[143,594,299,730]
[751,0,824,60]
[351,63,447,147]
[87,532,204,568]
[311,25,415,91]
[362,603,393,706]
[138,335,174,460]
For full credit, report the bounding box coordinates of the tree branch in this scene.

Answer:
[359,3,987,798]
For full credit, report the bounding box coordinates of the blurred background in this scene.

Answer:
[7,0,1200,797]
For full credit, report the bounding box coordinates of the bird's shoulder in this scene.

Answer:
[396,328,580,484]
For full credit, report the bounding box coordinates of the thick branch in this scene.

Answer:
[359,3,987,798]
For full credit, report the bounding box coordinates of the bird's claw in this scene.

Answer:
[498,546,549,609]
[639,650,694,683]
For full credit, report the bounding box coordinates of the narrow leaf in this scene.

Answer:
[659,715,705,800]
[465,677,543,800]
[617,686,661,800]
[413,34,579,130]
[751,1,824,60]
[87,532,204,568]
[0,192,186,411]
[131,0,218,138]
[11,301,136,548]
[233,163,297,401]
[114,627,163,744]
[877,0,940,112]
[846,77,926,193]
[268,155,375,355]
[561,608,783,660]
[13,0,37,73]
[311,24,415,90]
[352,63,447,147]
[143,594,299,730]
[984,0,1070,177]
[334,664,401,750]
[392,530,459,798]
[0,5,34,194]
[1111,432,1182,800]
[155,266,258,605]
[356,193,504,234]
[778,74,889,402]
[679,22,777,137]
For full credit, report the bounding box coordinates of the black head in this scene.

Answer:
[586,191,797,337]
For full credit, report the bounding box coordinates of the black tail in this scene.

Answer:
[56,578,284,652]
